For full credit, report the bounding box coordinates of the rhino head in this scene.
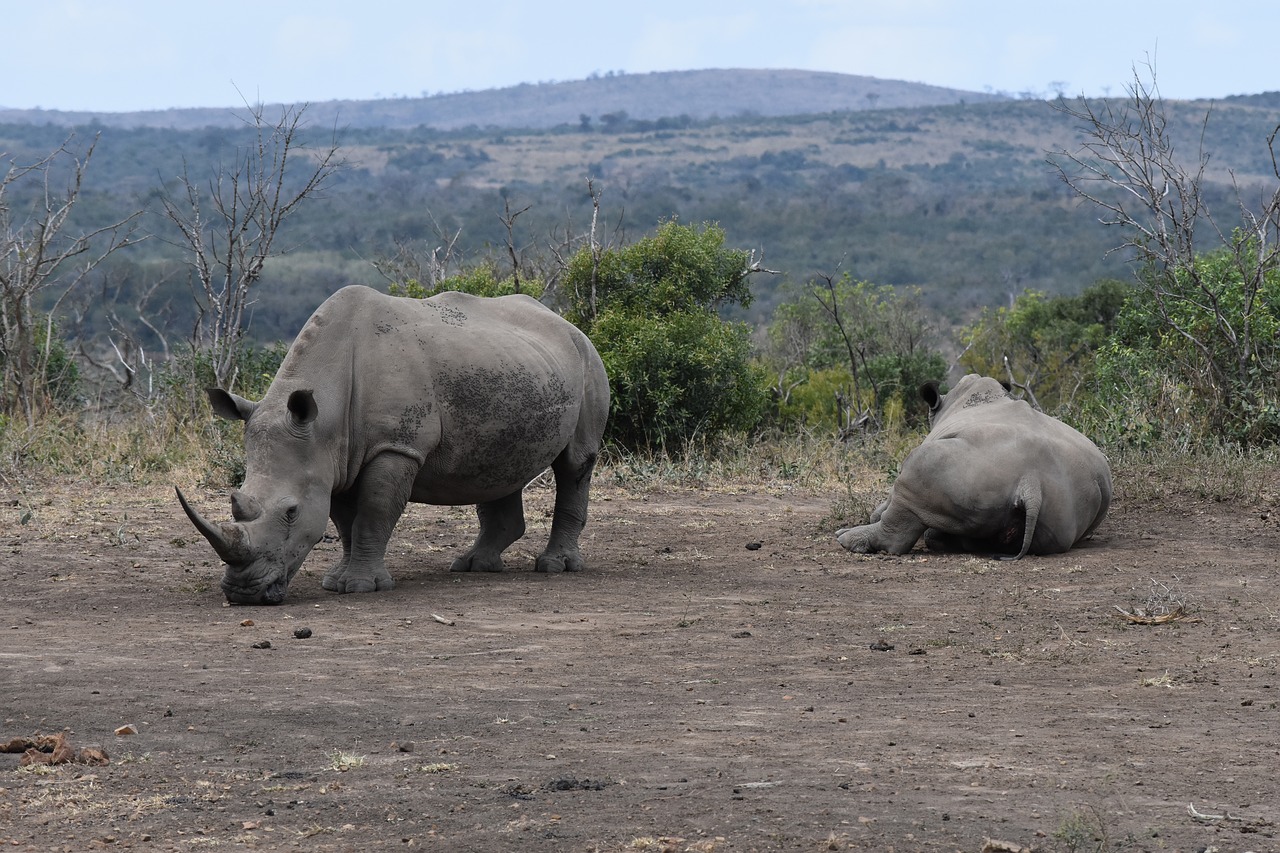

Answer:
[177,388,333,605]
[919,376,1013,426]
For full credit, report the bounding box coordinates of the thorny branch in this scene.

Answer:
[159,101,344,392]
[1,135,143,426]
[1050,58,1280,431]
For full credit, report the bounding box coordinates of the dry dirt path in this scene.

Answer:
[3,477,1279,851]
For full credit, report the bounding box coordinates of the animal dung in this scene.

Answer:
[2,732,109,766]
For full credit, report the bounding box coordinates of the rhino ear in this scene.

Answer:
[999,380,1013,393]
[920,380,943,412]
[287,389,319,427]
[208,388,257,422]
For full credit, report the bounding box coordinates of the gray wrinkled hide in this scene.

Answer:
[181,285,609,604]
[836,374,1111,558]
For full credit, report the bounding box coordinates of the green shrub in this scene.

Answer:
[762,277,945,433]
[0,313,81,419]
[157,342,288,420]
[958,279,1128,415]
[561,219,769,450]
[1085,246,1280,447]
[593,307,767,450]
[388,262,545,300]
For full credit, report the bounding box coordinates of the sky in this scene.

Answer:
[5,0,1278,113]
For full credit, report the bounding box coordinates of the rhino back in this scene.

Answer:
[261,286,600,503]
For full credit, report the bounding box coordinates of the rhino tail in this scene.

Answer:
[1013,479,1043,559]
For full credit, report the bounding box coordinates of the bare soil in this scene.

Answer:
[2,472,1279,852]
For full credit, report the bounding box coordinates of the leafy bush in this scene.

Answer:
[1085,246,1280,446]
[157,342,288,415]
[389,261,545,300]
[149,342,290,484]
[763,276,945,434]
[561,219,768,450]
[0,313,81,420]
[958,279,1128,414]
[593,307,767,450]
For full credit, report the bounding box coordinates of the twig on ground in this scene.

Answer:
[1113,605,1201,625]
[1188,802,1274,827]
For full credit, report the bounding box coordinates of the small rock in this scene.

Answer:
[114,724,137,736]
[731,631,752,639]
[745,541,762,551]
[251,640,272,649]
[240,619,255,627]
[293,628,312,639]
[869,640,894,652]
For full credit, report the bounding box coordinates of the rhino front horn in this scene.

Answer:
[176,487,252,565]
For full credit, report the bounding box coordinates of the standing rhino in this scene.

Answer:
[177,285,610,605]
[836,374,1111,558]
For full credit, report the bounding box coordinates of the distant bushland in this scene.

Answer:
[1,71,1274,359]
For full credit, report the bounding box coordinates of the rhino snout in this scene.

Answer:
[221,571,290,606]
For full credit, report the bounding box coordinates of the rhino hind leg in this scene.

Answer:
[835,524,878,553]
[450,490,526,573]
[536,449,598,573]
[322,453,414,593]
[836,497,928,555]
[923,524,1024,558]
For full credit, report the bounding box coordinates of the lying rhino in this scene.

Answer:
[836,374,1111,558]
[177,285,610,605]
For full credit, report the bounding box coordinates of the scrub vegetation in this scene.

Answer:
[2,66,1278,480]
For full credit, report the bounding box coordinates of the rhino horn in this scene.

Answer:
[230,490,263,522]
[176,486,252,565]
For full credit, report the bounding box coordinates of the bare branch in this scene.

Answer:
[1050,59,1280,440]
[158,103,345,391]
[0,134,143,426]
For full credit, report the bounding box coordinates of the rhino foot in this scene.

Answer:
[321,565,395,594]
[835,526,873,553]
[535,551,584,574]
[449,552,506,573]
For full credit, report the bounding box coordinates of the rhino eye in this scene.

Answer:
[284,504,300,524]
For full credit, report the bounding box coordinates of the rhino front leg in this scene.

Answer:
[322,453,416,594]
[536,449,597,573]
[450,490,526,573]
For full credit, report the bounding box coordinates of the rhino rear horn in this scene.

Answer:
[230,490,263,522]
[176,487,252,565]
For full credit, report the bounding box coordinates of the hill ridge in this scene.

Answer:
[0,68,1009,131]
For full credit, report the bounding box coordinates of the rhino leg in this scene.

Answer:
[536,448,598,573]
[450,490,526,573]
[835,498,928,555]
[322,453,415,594]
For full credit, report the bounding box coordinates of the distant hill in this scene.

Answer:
[0,68,1008,131]
[1222,91,1280,108]
[4,68,1275,347]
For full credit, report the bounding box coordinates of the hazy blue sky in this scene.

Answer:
[5,0,1277,112]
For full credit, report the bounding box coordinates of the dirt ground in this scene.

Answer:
[3,469,1279,852]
